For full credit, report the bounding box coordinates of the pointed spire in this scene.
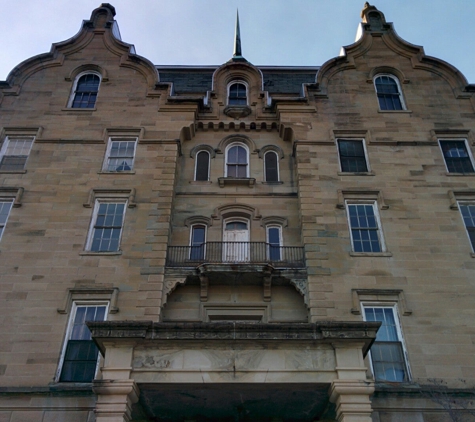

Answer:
[233,9,242,57]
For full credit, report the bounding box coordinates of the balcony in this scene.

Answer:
[166,242,305,268]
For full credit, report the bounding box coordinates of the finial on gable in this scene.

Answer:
[360,3,387,31]
[90,3,116,29]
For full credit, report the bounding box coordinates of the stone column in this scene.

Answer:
[329,343,375,422]
[93,379,139,422]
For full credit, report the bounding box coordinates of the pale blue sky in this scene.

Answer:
[2,1,474,83]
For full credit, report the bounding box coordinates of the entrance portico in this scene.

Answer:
[88,321,379,422]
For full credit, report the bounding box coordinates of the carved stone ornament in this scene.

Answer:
[290,278,308,304]
[223,105,252,119]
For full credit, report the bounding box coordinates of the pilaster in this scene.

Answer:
[329,380,375,422]
[329,342,375,422]
[93,379,140,422]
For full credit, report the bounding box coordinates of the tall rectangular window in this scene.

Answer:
[103,139,137,172]
[190,225,206,260]
[267,226,282,261]
[346,202,384,253]
[59,304,107,382]
[264,151,279,182]
[439,140,475,174]
[338,140,369,173]
[0,137,34,171]
[0,201,13,241]
[195,151,210,181]
[87,202,126,252]
[363,306,409,382]
[459,203,475,251]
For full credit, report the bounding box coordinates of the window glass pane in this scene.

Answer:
[265,152,279,182]
[440,141,474,173]
[72,74,100,109]
[0,139,33,171]
[338,140,368,172]
[227,145,248,177]
[0,202,13,226]
[90,202,125,252]
[229,83,247,105]
[459,205,475,250]
[190,226,206,260]
[375,76,403,111]
[192,226,205,245]
[60,305,106,382]
[268,227,280,245]
[348,204,382,252]
[195,151,209,181]
[364,307,407,382]
[107,141,135,172]
[226,222,248,230]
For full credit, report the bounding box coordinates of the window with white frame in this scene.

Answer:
[0,201,13,241]
[225,143,249,177]
[228,82,247,105]
[439,140,475,174]
[103,138,137,172]
[195,150,210,181]
[190,224,206,260]
[346,202,385,253]
[374,74,405,111]
[337,139,369,173]
[69,72,101,109]
[363,305,409,382]
[86,201,126,252]
[58,303,107,382]
[264,151,279,182]
[458,203,475,251]
[0,137,34,171]
[266,225,282,261]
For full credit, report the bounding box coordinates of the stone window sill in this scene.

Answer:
[80,251,122,256]
[338,172,375,176]
[0,170,27,174]
[377,109,412,114]
[189,181,212,185]
[61,108,97,112]
[97,171,136,175]
[445,172,475,177]
[218,177,255,188]
[349,252,392,257]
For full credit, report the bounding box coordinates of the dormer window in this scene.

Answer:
[228,82,247,105]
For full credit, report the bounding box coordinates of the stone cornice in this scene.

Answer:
[87,321,380,356]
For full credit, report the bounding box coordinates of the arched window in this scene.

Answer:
[228,82,247,105]
[225,143,249,177]
[190,224,206,260]
[267,225,282,261]
[264,151,279,182]
[195,150,210,181]
[70,73,101,108]
[374,75,405,111]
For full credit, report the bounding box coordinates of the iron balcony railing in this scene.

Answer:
[166,242,305,268]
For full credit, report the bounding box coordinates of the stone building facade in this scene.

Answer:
[1,3,475,421]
